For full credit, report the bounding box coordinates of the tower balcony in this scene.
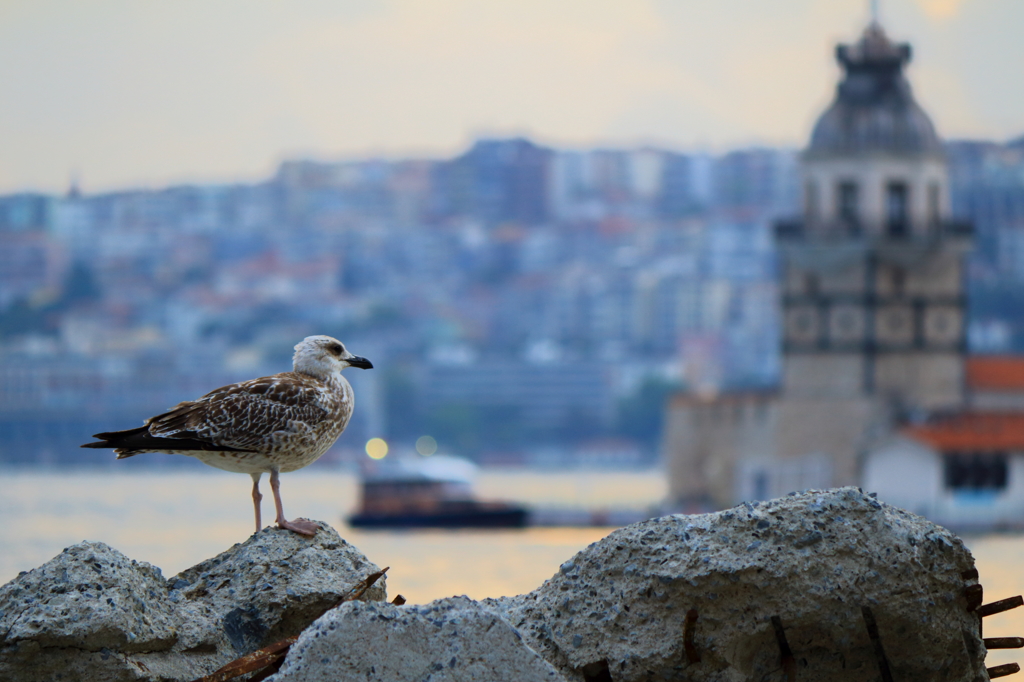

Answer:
[773,217,973,245]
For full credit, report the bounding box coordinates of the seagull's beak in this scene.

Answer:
[346,356,373,370]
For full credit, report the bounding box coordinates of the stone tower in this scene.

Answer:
[777,21,972,412]
[664,21,973,510]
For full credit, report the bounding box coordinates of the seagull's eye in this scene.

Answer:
[328,343,343,356]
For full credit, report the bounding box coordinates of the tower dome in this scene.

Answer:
[808,22,942,157]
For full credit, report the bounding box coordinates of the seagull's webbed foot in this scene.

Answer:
[268,468,318,536]
[276,517,320,536]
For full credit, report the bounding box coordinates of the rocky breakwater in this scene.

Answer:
[485,487,986,682]
[268,488,989,682]
[1,488,1000,682]
[0,522,386,682]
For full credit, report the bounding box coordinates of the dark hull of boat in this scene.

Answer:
[348,507,529,529]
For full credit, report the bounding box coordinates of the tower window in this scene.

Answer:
[805,180,819,222]
[804,273,820,296]
[886,182,909,237]
[928,183,941,227]
[838,181,860,233]
[944,453,1008,492]
[890,267,906,296]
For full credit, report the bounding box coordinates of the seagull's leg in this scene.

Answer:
[251,472,263,533]
[270,468,318,536]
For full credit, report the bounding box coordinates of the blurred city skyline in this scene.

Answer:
[2,0,1023,194]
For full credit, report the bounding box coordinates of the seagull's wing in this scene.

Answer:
[146,373,331,451]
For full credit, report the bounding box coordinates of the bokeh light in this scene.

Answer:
[416,435,438,456]
[365,437,388,460]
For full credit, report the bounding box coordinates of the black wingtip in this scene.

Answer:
[91,430,127,440]
[81,426,151,450]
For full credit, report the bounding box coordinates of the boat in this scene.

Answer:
[346,455,530,529]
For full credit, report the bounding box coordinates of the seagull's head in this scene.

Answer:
[293,335,373,378]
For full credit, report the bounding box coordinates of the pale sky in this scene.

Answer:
[0,0,1021,194]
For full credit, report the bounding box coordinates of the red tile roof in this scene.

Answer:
[904,412,1024,452]
[966,356,1024,391]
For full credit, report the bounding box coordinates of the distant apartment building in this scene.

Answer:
[416,361,613,432]
[947,138,1024,353]
[948,137,1024,279]
[0,193,50,232]
[433,138,552,226]
[0,231,65,307]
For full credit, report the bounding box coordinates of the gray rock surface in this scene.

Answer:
[486,487,984,682]
[268,596,566,682]
[2,489,989,682]
[0,521,385,682]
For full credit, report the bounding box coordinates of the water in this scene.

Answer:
[2,468,1022,670]
[0,468,663,601]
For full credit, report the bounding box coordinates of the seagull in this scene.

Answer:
[82,335,372,536]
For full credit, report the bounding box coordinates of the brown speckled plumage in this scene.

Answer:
[82,335,373,535]
[124,370,354,474]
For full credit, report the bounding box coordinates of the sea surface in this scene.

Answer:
[3,467,1023,669]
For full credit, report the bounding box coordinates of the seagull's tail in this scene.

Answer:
[81,426,245,458]
[81,426,154,458]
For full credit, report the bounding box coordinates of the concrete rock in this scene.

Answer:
[0,521,386,682]
[486,487,984,682]
[268,596,567,682]
[0,542,179,664]
[168,520,386,657]
[1,490,990,682]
